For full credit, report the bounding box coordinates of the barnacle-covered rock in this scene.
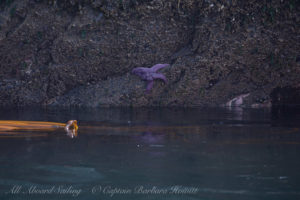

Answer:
[0,0,299,107]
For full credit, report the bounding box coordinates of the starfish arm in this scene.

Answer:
[150,64,169,72]
[132,67,147,74]
[146,81,154,92]
[152,73,167,83]
[132,67,151,81]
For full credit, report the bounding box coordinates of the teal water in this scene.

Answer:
[0,107,300,200]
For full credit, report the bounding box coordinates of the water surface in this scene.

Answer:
[0,107,299,200]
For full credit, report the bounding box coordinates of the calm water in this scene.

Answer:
[0,107,300,200]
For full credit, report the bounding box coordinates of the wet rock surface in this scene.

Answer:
[0,0,299,107]
[271,86,300,106]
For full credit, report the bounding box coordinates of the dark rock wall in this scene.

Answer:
[0,0,299,107]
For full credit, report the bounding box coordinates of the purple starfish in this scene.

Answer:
[132,64,169,92]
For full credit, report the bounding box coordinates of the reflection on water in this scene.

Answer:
[0,107,299,200]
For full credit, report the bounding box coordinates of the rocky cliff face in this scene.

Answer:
[0,0,299,107]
